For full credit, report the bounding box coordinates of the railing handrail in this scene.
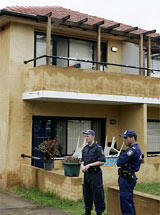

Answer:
[24,55,160,72]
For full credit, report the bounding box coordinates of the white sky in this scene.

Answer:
[0,0,160,33]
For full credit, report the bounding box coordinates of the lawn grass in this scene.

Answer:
[135,182,160,196]
[10,186,107,215]
[10,183,160,215]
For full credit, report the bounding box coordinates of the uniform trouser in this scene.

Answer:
[83,171,105,213]
[118,175,137,215]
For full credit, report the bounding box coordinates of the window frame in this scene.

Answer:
[147,119,160,155]
[34,32,107,69]
[32,115,106,156]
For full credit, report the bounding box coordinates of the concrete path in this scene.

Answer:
[0,191,72,215]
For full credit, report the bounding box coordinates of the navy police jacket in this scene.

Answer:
[117,144,142,172]
[82,142,106,165]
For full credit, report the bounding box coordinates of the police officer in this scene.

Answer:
[81,130,106,215]
[117,130,143,215]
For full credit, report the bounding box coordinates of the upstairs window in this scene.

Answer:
[144,51,160,77]
[35,32,107,70]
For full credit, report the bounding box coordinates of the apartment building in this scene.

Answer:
[0,6,160,193]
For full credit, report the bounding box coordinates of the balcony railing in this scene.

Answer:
[24,55,160,77]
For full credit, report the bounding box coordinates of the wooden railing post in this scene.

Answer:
[46,13,52,65]
[139,34,144,75]
[97,26,101,70]
[147,36,151,76]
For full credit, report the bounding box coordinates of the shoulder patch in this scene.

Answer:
[127,150,134,156]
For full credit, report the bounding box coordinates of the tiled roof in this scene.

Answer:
[2,6,159,37]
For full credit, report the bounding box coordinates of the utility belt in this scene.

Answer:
[87,166,101,174]
[118,168,134,179]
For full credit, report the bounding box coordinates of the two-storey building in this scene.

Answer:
[0,6,160,197]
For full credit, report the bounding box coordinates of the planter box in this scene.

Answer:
[63,162,81,177]
[43,159,54,170]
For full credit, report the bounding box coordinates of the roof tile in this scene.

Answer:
[2,6,159,36]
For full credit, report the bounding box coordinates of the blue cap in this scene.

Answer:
[120,130,137,138]
[83,129,95,136]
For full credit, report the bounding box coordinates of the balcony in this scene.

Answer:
[23,61,160,106]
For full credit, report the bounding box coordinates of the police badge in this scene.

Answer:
[127,150,134,156]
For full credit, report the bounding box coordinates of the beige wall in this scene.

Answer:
[119,104,147,153]
[107,39,122,73]
[24,65,160,99]
[107,186,160,215]
[0,25,10,188]
[0,22,34,188]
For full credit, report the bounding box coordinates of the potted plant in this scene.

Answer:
[35,138,60,170]
[63,156,81,177]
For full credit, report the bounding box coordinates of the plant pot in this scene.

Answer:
[63,162,81,177]
[43,159,54,170]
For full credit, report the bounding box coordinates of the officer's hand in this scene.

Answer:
[85,164,91,171]
[81,165,86,173]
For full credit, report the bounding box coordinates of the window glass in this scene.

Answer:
[151,54,160,77]
[55,36,68,67]
[67,120,91,155]
[35,33,107,70]
[35,33,53,66]
[147,121,160,154]
[32,116,106,168]
[144,52,160,77]
[35,34,46,66]
[69,39,93,69]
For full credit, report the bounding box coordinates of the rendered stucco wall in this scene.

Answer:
[0,23,34,188]
[107,186,160,215]
[0,25,10,188]
[24,65,160,99]
[107,39,122,73]
[118,104,147,153]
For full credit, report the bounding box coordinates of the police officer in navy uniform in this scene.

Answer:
[117,130,143,215]
[81,130,106,215]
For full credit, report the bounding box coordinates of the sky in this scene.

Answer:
[0,0,160,33]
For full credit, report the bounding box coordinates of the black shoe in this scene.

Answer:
[83,211,91,215]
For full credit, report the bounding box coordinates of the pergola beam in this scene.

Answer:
[47,16,160,44]
[93,20,104,27]
[124,26,138,33]
[103,23,120,32]
[62,15,70,22]
[44,12,52,17]
[143,29,156,36]
[153,36,160,40]
[76,18,88,25]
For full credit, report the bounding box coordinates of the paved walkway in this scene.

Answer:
[0,191,72,215]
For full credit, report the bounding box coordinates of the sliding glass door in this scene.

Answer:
[32,116,106,168]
